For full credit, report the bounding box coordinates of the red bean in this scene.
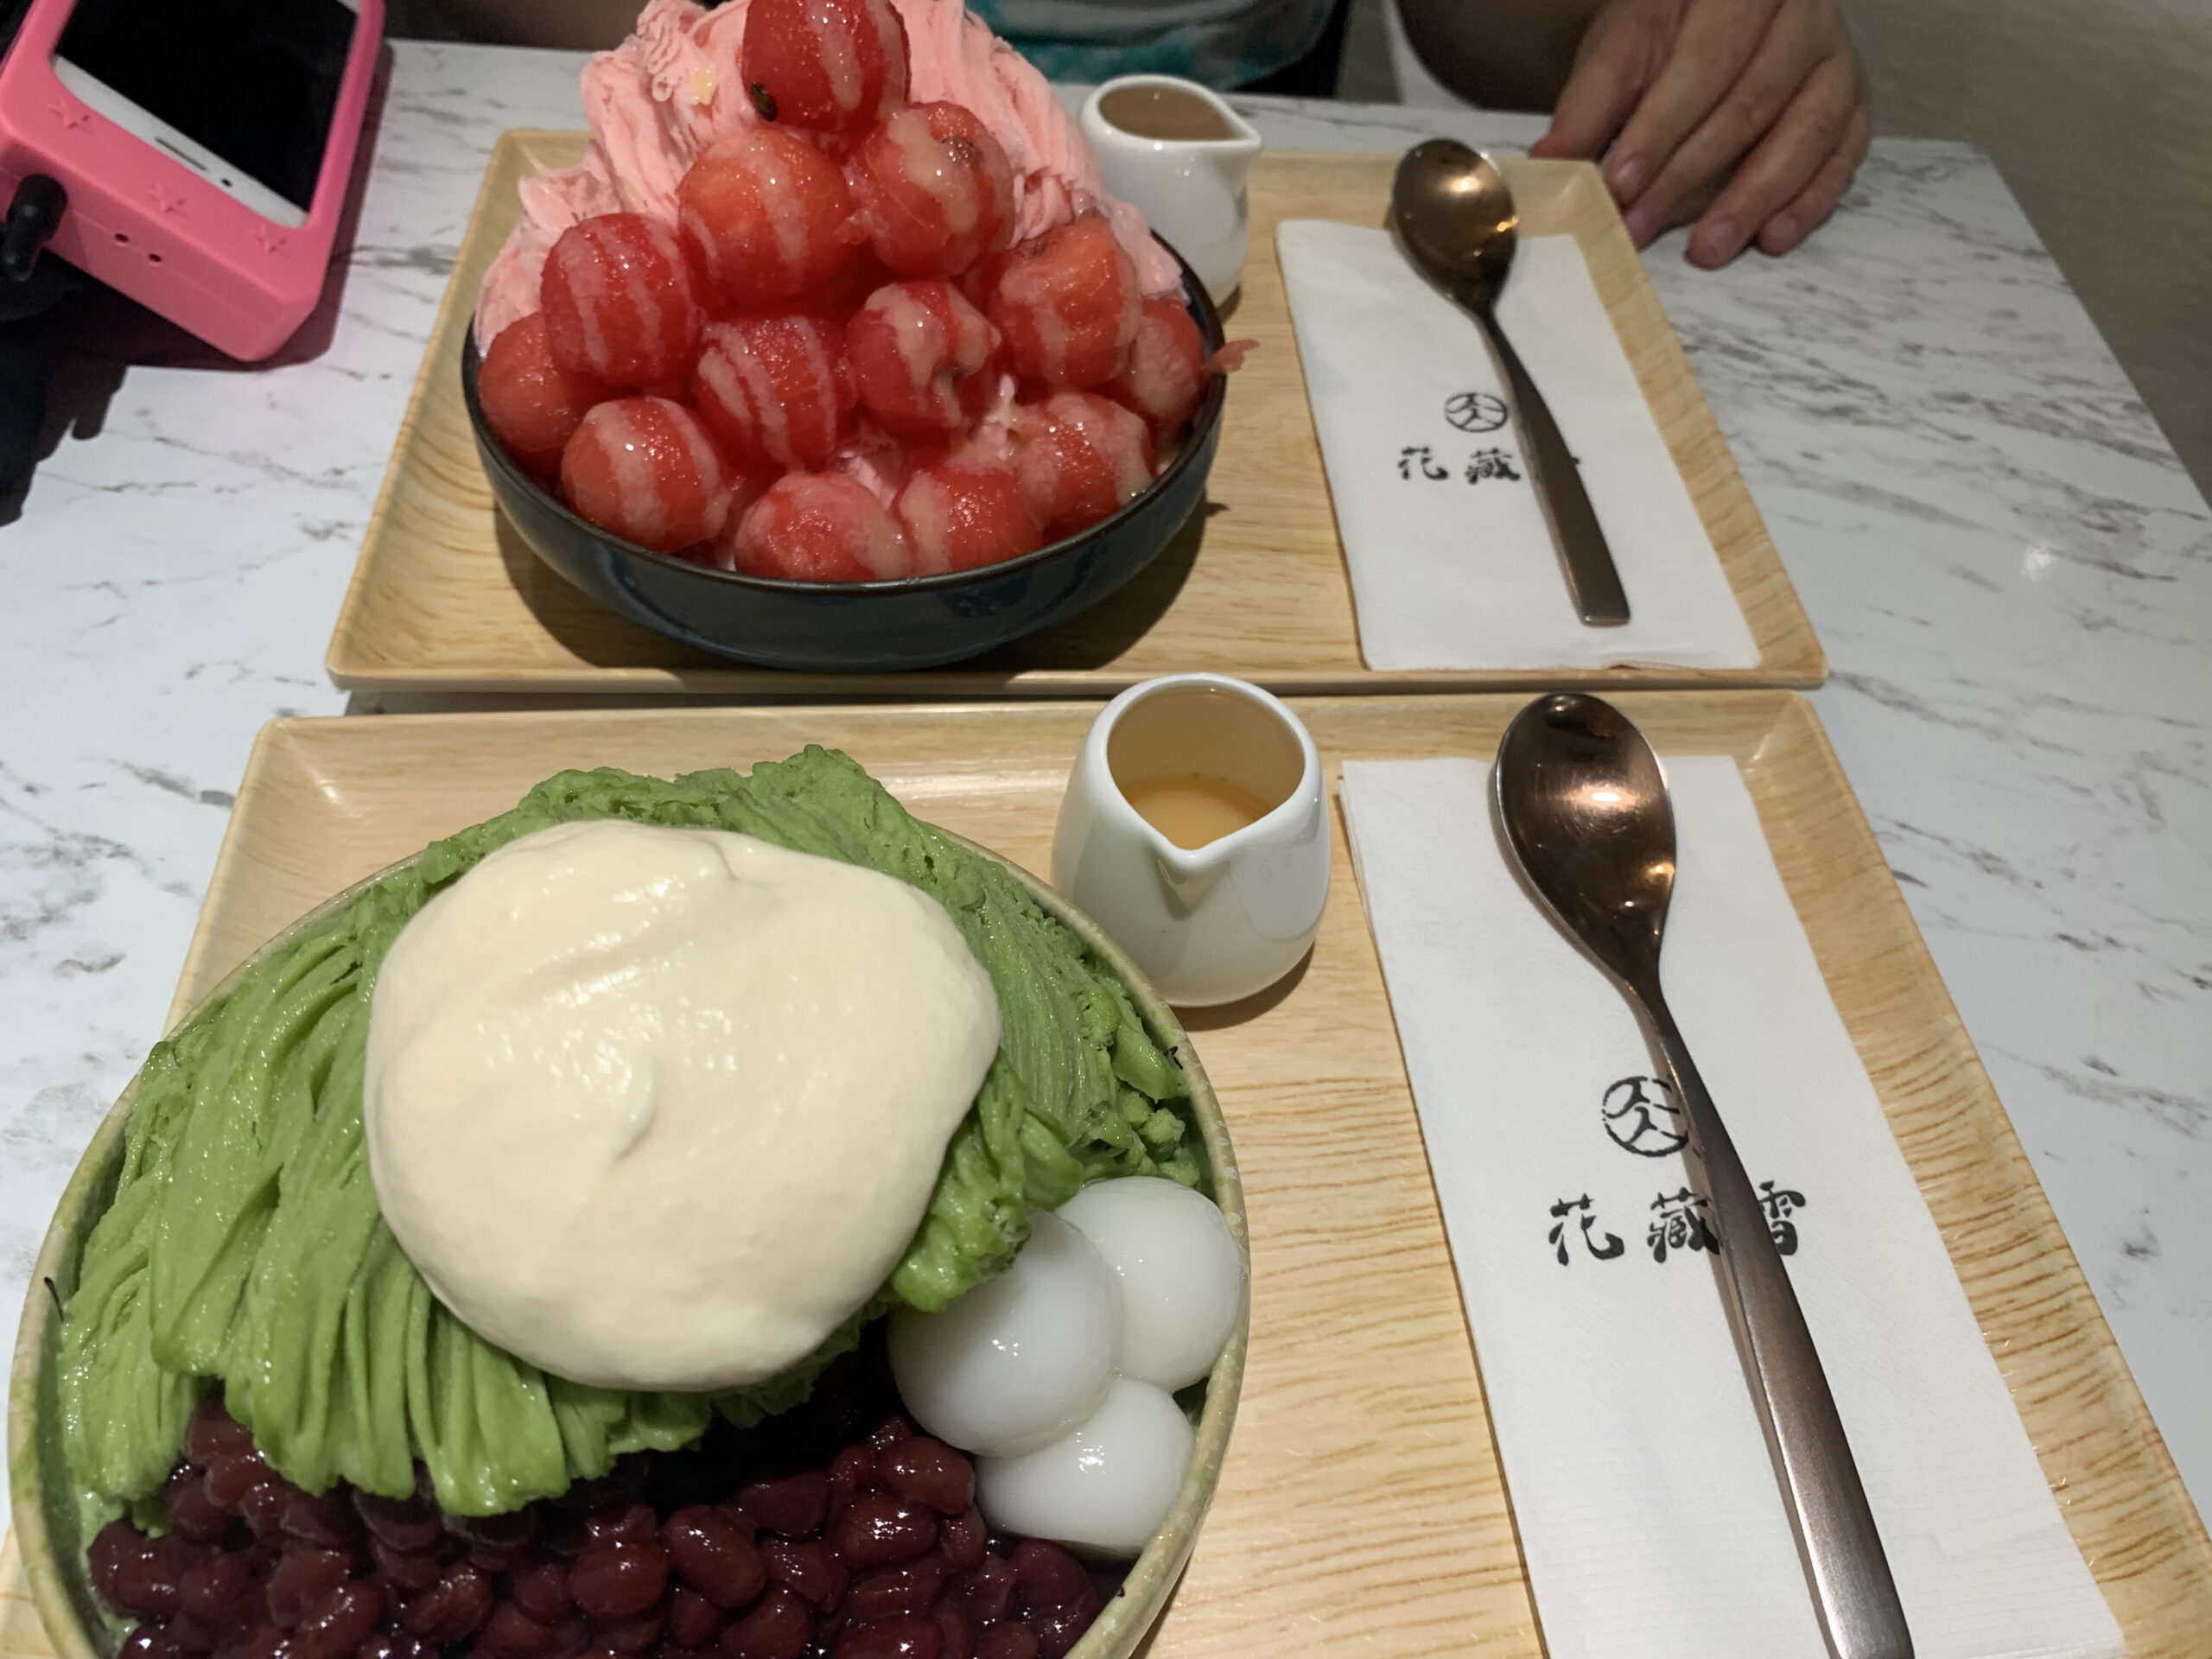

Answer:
[569,1541,669,1622]
[1025,1585,1101,1659]
[759,1539,846,1614]
[585,1504,658,1549]
[605,1606,670,1653]
[265,1550,351,1627]
[835,1497,935,1569]
[938,1510,986,1573]
[368,1538,440,1596]
[203,1452,272,1513]
[934,1605,973,1659]
[827,1448,876,1513]
[736,1473,828,1539]
[953,1560,1014,1627]
[354,1637,435,1659]
[184,1399,257,1466]
[91,1520,151,1605]
[121,1624,188,1659]
[876,1442,972,1517]
[166,1467,232,1545]
[292,1582,384,1659]
[1007,1542,1084,1614]
[352,1492,441,1554]
[161,1535,215,1580]
[399,1562,492,1643]
[712,1501,756,1538]
[833,1615,941,1659]
[167,1613,219,1653]
[235,1625,292,1659]
[177,1551,253,1627]
[507,1559,575,1624]
[111,1548,184,1619]
[720,1589,814,1659]
[664,1507,766,1609]
[668,1586,726,1649]
[470,1602,558,1658]
[282,1491,364,1553]
[974,1628,1037,1659]
[239,1483,294,1543]
[866,1418,914,1453]
[845,1556,945,1622]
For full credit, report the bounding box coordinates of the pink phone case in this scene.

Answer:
[0,0,385,360]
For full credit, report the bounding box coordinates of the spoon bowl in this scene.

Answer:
[1491,692,1674,995]
[1389,137,1519,308]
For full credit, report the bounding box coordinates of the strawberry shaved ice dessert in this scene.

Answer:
[693,309,857,469]
[563,396,738,552]
[473,0,1251,578]
[848,279,1000,441]
[741,0,908,132]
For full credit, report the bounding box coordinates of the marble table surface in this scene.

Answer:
[2,41,2205,1531]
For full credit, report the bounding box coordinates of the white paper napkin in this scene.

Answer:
[1338,756,2123,1659]
[1278,220,1760,672]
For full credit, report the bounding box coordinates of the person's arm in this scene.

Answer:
[434,0,640,49]
[1395,0,1870,267]
[1395,0,1605,113]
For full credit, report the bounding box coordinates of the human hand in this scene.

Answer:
[1528,0,1871,266]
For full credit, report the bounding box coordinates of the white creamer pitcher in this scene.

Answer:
[1052,674,1329,1007]
[1079,76,1262,306]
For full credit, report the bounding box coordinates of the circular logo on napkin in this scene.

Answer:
[1602,1075,1688,1157]
[1444,391,1509,434]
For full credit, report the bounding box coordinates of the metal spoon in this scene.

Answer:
[1390,139,1631,626]
[1494,692,1912,1659]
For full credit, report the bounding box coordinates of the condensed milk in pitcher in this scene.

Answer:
[1052,674,1329,1006]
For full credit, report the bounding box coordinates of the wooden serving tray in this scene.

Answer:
[324,138,1824,696]
[7,692,2205,1656]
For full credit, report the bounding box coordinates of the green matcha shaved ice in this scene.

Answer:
[57,748,1198,1529]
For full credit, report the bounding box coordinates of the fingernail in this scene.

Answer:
[1605,154,1646,200]
[1764,212,1797,251]
[1623,205,1655,247]
[1694,216,1740,264]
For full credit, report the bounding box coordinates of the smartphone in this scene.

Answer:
[50,0,361,228]
[0,0,385,358]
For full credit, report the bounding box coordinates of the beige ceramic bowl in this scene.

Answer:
[9,837,1247,1659]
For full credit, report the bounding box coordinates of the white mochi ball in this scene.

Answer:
[976,1377,1196,1558]
[1057,1176,1244,1390]
[887,1210,1119,1459]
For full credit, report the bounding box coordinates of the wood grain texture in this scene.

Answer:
[10,692,2205,1656]
[325,140,1823,696]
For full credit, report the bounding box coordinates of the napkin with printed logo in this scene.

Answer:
[1278,219,1760,671]
[1338,755,2123,1659]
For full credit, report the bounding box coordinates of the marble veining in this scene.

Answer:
[0,45,2204,1529]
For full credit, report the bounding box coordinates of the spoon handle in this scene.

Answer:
[1468,303,1632,626]
[1639,984,1915,1659]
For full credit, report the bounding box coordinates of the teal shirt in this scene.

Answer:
[970,0,1338,87]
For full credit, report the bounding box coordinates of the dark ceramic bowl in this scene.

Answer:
[463,242,1227,674]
